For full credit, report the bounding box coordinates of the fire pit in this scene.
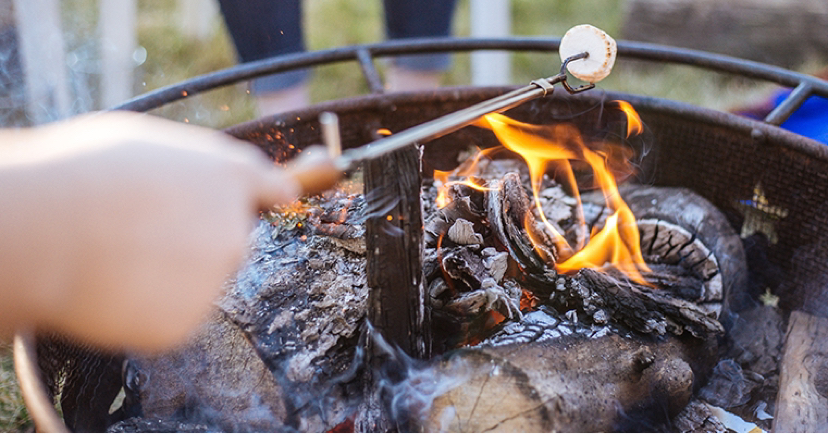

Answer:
[18,37,828,432]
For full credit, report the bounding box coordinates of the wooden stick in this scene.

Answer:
[774,310,828,432]
[357,143,427,432]
[364,144,428,357]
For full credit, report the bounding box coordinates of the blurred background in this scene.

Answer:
[0,0,826,130]
[1,0,826,430]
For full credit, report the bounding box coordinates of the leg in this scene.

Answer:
[382,0,458,91]
[217,0,309,114]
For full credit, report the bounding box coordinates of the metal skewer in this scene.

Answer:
[289,52,595,195]
[333,52,593,171]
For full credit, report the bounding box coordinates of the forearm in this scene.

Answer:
[0,131,71,332]
[0,112,301,351]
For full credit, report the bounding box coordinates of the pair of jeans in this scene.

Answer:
[217,0,458,93]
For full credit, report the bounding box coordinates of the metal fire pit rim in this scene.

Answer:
[111,36,828,128]
[224,85,828,163]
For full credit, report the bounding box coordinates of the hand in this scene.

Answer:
[0,111,299,352]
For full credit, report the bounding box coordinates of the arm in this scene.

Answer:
[0,111,299,352]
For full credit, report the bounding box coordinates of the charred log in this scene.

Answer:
[358,144,429,431]
[417,310,718,432]
[486,172,557,276]
[574,268,723,337]
[219,195,369,431]
[122,311,288,432]
[364,144,428,358]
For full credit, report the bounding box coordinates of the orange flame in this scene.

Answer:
[469,103,651,285]
[434,147,500,208]
[615,100,643,137]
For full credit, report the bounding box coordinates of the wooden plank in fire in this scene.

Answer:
[358,143,427,431]
[364,143,428,357]
[774,310,828,432]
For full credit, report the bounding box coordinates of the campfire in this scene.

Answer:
[91,97,744,433]
[24,30,828,434]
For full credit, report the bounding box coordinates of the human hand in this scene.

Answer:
[0,111,299,352]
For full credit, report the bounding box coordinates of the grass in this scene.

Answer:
[129,0,821,130]
[0,345,32,433]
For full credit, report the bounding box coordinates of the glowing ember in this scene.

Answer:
[434,147,500,208]
[436,101,652,285]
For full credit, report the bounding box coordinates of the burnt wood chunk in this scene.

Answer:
[424,195,485,248]
[418,312,716,432]
[487,172,557,275]
[364,144,427,357]
[774,310,828,433]
[571,268,724,338]
[619,185,747,315]
[123,311,287,432]
[671,399,727,433]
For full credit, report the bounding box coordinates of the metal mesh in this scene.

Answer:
[228,87,828,315]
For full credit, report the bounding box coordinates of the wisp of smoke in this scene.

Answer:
[365,323,471,430]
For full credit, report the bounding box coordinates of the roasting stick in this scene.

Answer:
[287,24,616,195]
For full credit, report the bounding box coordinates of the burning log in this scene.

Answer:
[773,310,828,432]
[417,309,717,432]
[618,185,747,318]
[487,172,557,276]
[468,174,737,339]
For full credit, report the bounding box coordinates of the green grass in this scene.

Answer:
[0,345,32,433]
[127,0,813,129]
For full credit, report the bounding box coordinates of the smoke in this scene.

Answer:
[364,323,471,431]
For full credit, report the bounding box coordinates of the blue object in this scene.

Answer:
[772,89,828,144]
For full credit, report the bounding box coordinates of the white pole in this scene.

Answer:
[13,0,72,123]
[99,0,137,109]
[470,0,512,86]
[179,0,218,40]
